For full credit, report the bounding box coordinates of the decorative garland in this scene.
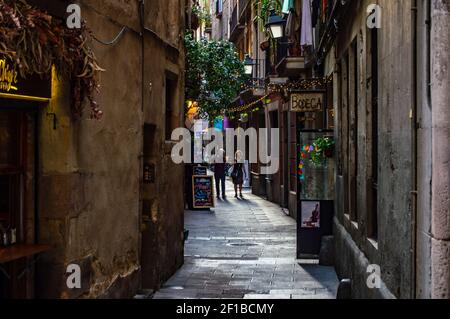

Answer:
[0,0,104,119]
[226,76,333,116]
[226,94,269,114]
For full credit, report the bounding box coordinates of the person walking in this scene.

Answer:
[231,150,246,198]
[213,149,227,199]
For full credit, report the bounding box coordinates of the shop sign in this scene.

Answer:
[290,91,325,112]
[0,57,51,101]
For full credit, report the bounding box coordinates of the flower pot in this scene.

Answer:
[260,40,270,51]
[289,46,301,57]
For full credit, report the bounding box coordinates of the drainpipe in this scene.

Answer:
[430,0,450,299]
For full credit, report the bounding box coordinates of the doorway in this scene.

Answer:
[0,109,36,298]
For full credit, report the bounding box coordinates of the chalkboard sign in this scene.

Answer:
[193,166,207,176]
[192,175,214,209]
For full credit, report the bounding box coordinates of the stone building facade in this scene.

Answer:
[0,0,186,298]
[319,0,450,298]
[207,0,450,299]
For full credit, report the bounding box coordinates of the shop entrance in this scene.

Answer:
[0,105,47,299]
[0,110,29,298]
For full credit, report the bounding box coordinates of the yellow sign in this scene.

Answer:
[0,58,19,92]
[291,92,324,112]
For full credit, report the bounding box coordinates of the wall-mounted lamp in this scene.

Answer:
[265,9,286,39]
[244,55,256,76]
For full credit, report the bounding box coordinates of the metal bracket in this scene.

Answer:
[46,112,57,130]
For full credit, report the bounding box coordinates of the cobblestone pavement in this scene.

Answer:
[153,179,338,299]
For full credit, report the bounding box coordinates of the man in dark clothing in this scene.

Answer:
[213,150,226,199]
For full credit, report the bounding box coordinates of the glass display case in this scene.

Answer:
[297,130,335,257]
[298,131,335,201]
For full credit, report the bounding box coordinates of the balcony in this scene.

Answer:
[276,54,307,78]
[238,0,250,22]
[264,39,309,78]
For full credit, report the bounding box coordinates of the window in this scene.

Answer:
[367,28,379,240]
[165,73,178,141]
[339,38,359,223]
[340,53,350,217]
[349,38,358,222]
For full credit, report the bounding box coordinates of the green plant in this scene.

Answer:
[253,0,282,26]
[0,0,104,119]
[184,34,245,120]
[302,137,335,167]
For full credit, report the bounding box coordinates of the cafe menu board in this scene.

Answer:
[192,175,214,209]
[193,166,207,176]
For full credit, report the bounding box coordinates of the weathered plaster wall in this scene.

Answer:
[36,0,185,298]
[415,0,433,299]
[140,31,185,289]
[331,0,415,298]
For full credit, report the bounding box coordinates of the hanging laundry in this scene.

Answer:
[282,0,295,14]
[312,0,320,27]
[300,0,313,46]
[285,11,295,38]
[327,0,334,18]
[322,0,327,22]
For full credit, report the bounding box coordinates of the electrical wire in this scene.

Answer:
[92,26,128,46]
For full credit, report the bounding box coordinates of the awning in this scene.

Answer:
[0,244,51,264]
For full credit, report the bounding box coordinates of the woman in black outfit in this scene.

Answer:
[231,150,246,198]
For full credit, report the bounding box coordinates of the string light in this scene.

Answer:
[226,94,269,114]
[239,76,333,94]
[226,76,333,115]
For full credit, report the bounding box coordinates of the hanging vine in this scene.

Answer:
[0,0,105,119]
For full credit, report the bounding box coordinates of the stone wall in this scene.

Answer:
[330,0,415,298]
[35,0,185,298]
[211,0,231,40]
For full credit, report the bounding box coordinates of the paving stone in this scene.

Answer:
[152,179,338,300]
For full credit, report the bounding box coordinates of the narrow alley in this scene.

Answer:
[1,0,450,303]
[153,179,338,299]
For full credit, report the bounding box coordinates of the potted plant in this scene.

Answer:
[260,40,270,51]
[288,44,302,57]
[301,137,335,167]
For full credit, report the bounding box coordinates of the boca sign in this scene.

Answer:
[0,57,51,101]
[290,91,325,113]
[0,58,18,93]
